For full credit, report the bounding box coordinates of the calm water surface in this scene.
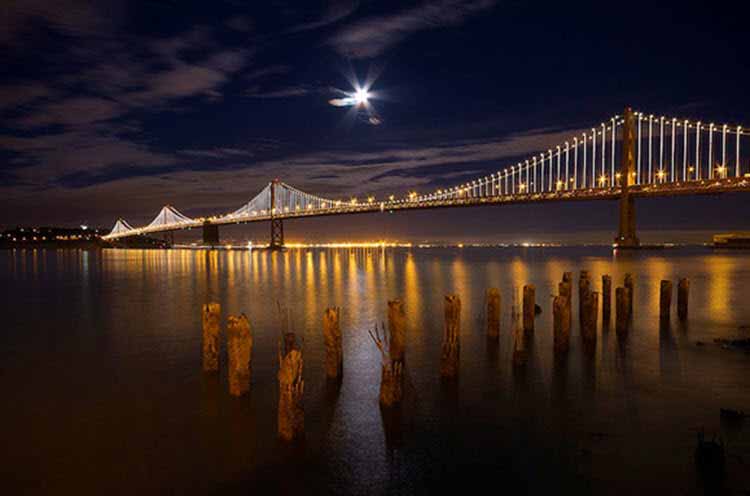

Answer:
[2,246,750,495]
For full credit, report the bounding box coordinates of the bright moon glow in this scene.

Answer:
[354,88,370,105]
[327,76,382,125]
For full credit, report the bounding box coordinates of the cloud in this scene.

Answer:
[120,46,250,106]
[0,0,116,45]
[0,83,56,111]
[0,129,177,185]
[329,0,496,58]
[16,97,123,127]
[245,86,309,98]
[178,148,256,159]
[245,65,291,82]
[287,0,359,33]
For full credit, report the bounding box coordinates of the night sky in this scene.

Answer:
[1,0,749,243]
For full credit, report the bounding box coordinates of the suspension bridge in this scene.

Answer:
[102,108,750,249]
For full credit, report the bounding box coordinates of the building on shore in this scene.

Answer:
[713,233,750,248]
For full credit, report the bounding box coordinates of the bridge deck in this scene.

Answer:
[103,177,750,239]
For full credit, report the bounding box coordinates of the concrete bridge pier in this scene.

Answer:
[614,107,640,248]
[202,222,220,246]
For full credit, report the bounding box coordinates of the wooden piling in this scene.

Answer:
[379,360,403,407]
[202,302,221,372]
[581,291,599,342]
[278,333,304,441]
[368,324,403,407]
[678,278,689,321]
[553,295,571,352]
[512,324,527,367]
[624,273,634,317]
[523,284,535,333]
[486,288,501,339]
[323,307,343,380]
[579,274,591,326]
[227,314,252,396]
[602,275,612,323]
[616,287,630,335]
[441,295,461,379]
[387,300,406,364]
[559,280,572,328]
[660,280,672,321]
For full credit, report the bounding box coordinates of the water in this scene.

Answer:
[2,246,750,494]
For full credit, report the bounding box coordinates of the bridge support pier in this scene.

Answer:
[202,222,219,246]
[269,179,285,250]
[163,232,174,247]
[614,107,640,248]
[270,218,284,250]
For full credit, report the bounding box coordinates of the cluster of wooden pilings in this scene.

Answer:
[201,302,307,442]
[201,274,690,439]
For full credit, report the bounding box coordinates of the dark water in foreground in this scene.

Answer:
[2,246,750,495]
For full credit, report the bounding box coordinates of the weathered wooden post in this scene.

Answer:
[624,273,634,317]
[278,333,304,441]
[441,295,461,379]
[380,360,403,407]
[202,302,221,372]
[616,287,629,335]
[579,272,591,326]
[323,307,343,380]
[388,299,406,364]
[581,291,599,342]
[559,280,572,328]
[602,275,612,323]
[368,324,402,407]
[227,314,252,396]
[678,278,689,321]
[553,294,571,352]
[522,284,535,333]
[486,288,501,339]
[512,324,527,367]
[660,280,672,321]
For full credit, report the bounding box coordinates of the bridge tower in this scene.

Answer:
[615,107,640,248]
[269,179,284,250]
[202,221,219,246]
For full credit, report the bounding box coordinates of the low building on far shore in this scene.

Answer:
[713,233,750,249]
[0,226,107,248]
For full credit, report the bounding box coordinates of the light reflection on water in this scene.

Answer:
[2,246,750,494]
